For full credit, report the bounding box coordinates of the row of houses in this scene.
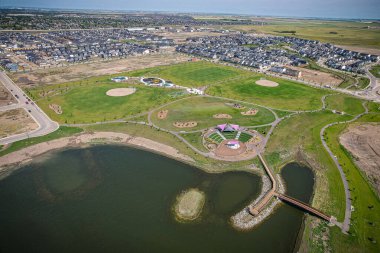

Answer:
[0,29,174,69]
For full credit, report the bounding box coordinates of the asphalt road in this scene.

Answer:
[0,71,59,145]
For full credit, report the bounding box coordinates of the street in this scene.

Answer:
[0,71,59,145]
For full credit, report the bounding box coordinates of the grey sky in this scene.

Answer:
[1,0,380,19]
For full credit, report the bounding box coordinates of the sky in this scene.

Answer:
[1,0,380,19]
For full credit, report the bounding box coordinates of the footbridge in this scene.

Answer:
[274,192,331,221]
[248,154,333,223]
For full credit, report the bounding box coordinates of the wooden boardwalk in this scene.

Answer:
[274,193,331,221]
[248,154,332,223]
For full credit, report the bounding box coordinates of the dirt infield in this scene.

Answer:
[49,104,62,114]
[340,123,380,195]
[157,110,168,119]
[255,80,279,87]
[173,121,198,128]
[213,114,232,119]
[241,109,258,116]
[214,140,247,157]
[106,88,136,97]
[0,108,39,138]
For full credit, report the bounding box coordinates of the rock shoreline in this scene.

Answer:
[231,173,286,230]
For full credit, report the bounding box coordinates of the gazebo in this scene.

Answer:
[217,123,240,132]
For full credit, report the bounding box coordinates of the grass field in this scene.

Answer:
[324,123,380,252]
[231,20,380,50]
[208,132,224,143]
[151,96,276,131]
[30,82,185,124]
[370,65,380,78]
[207,75,330,111]
[128,61,248,87]
[325,94,365,115]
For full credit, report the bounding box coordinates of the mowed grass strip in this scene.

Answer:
[207,75,330,111]
[128,61,247,87]
[151,96,275,131]
[35,83,184,124]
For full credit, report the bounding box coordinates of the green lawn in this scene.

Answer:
[0,126,83,157]
[180,132,209,152]
[207,75,330,111]
[238,132,253,142]
[370,65,380,78]
[31,83,186,124]
[325,94,365,115]
[128,61,247,87]
[151,96,276,131]
[208,133,224,143]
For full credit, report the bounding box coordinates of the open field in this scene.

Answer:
[0,83,16,106]
[325,123,380,253]
[0,108,38,138]
[303,60,357,88]
[128,61,248,87]
[325,94,365,115]
[230,19,380,50]
[207,75,330,110]
[286,65,342,86]
[151,96,275,131]
[340,123,380,195]
[29,81,185,124]
[10,51,190,87]
[370,65,380,78]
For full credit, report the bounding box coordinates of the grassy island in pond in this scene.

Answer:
[174,188,205,221]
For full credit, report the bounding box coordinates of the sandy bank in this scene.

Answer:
[0,132,194,174]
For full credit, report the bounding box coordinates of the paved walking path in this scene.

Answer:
[319,102,369,233]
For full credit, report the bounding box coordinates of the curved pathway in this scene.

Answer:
[319,102,368,233]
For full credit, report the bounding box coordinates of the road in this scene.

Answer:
[319,102,369,233]
[0,71,59,145]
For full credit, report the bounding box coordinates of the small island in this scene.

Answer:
[174,188,205,222]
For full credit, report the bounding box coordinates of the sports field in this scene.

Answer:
[128,61,247,87]
[151,96,275,131]
[207,75,330,111]
[29,82,185,123]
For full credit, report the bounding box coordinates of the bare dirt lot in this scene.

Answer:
[0,108,39,138]
[10,51,190,88]
[157,110,168,119]
[286,66,342,86]
[340,123,380,195]
[213,114,232,119]
[0,83,16,107]
[173,121,198,128]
